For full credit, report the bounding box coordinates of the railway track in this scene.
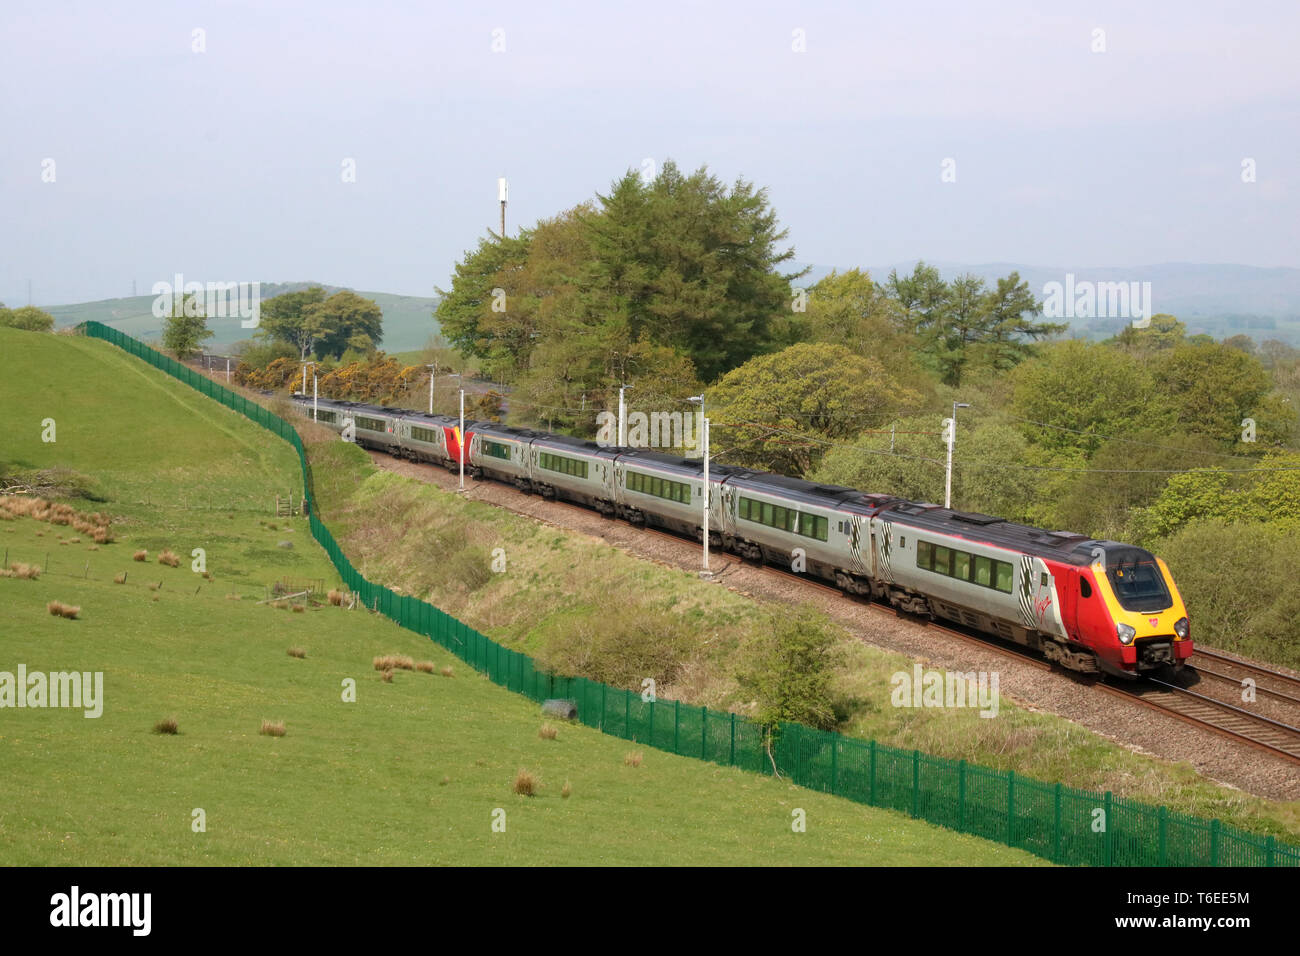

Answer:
[384,453,1300,769]
[1190,649,1300,706]
[1098,677,1300,766]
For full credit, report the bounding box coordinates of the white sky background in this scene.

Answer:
[1,0,1296,304]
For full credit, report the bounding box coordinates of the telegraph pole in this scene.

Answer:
[618,384,633,446]
[427,365,436,415]
[944,402,970,509]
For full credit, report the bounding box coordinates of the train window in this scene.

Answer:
[761,502,774,525]
[482,439,511,460]
[974,556,993,587]
[315,410,337,424]
[994,561,1013,593]
[933,546,951,576]
[356,416,385,432]
[1080,577,1093,599]
[1040,572,1049,588]
[900,536,906,548]
[953,551,971,581]
[917,541,933,569]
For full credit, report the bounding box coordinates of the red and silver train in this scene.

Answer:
[292,394,1193,679]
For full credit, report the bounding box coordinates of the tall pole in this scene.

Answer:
[225,357,231,383]
[618,385,632,446]
[701,417,712,579]
[313,374,318,421]
[498,177,508,238]
[945,402,970,509]
[459,387,466,491]
[427,364,436,415]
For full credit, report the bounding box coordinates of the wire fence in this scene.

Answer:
[75,319,1300,867]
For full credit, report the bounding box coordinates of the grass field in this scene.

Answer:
[0,327,1045,865]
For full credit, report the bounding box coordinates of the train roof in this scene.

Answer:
[880,502,1104,565]
[615,447,748,479]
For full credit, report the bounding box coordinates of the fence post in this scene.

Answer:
[1104,791,1113,867]
[1007,770,1016,847]
[958,760,966,832]
[868,740,877,805]
[911,750,920,818]
[1053,783,1062,863]
[673,699,680,754]
[1158,806,1168,867]
[1210,819,1220,867]
[1266,834,1275,867]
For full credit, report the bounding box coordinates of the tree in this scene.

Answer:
[1009,340,1168,455]
[1113,312,1186,352]
[0,305,55,332]
[801,269,924,385]
[1153,341,1278,444]
[705,342,922,476]
[737,606,841,732]
[980,272,1065,372]
[162,294,212,359]
[258,286,328,360]
[310,290,384,360]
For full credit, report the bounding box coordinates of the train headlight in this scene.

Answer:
[1174,617,1190,640]
[1117,623,1136,646]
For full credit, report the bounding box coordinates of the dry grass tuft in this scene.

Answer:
[439,775,451,786]
[624,751,643,768]
[147,582,159,591]
[46,600,80,619]
[158,549,180,568]
[538,723,558,740]
[133,549,147,562]
[153,717,179,735]
[291,604,305,613]
[327,588,344,606]
[415,660,436,673]
[260,720,286,737]
[512,769,538,797]
[113,572,126,584]
[287,647,307,659]
[440,665,455,678]
[381,669,394,683]
[561,781,572,799]
[1,562,42,579]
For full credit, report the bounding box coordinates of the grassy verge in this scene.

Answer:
[306,432,1300,846]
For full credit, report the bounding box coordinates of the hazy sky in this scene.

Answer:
[2,0,1296,305]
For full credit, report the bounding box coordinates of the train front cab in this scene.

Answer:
[1059,545,1191,678]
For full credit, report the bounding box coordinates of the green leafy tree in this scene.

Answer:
[259,286,328,360]
[1153,341,1279,444]
[706,342,922,476]
[1113,313,1186,352]
[800,269,925,386]
[1009,340,1168,455]
[161,294,212,359]
[737,607,841,732]
[311,290,384,360]
[0,305,55,332]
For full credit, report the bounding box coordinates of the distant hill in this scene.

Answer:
[791,261,1300,345]
[42,282,440,354]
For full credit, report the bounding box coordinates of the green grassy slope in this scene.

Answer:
[0,328,1042,865]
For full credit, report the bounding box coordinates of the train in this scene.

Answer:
[289,393,1193,679]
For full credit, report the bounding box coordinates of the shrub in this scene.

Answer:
[415,661,435,673]
[154,718,179,735]
[512,769,538,797]
[158,549,180,568]
[260,720,286,737]
[46,601,80,619]
[287,647,306,659]
[538,723,558,740]
[133,550,147,562]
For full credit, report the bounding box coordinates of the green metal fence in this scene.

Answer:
[77,320,1299,867]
